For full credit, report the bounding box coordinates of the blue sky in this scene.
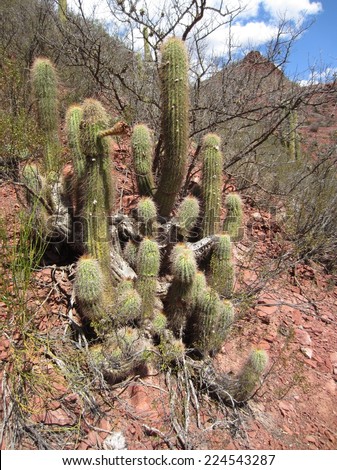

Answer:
[285,0,337,81]
[67,1,336,82]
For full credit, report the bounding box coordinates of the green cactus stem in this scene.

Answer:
[74,255,105,320]
[31,57,60,174]
[58,0,67,23]
[137,197,157,237]
[185,270,207,310]
[288,110,301,160]
[88,327,151,383]
[131,124,155,197]
[190,288,223,355]
[151,311,168,337]
[114,285,142,326]
[210,234,235,298]
[154,37,189,217]
[77,99,115,273]
[171,243,197,285]
[143,27,152,62]
[123,240,138,271]
[66,105,83,182]
[235,349,268,402]
[166,244,197,334]
[201,133,223,237]
[223,193,244,241]
[136,238,160,320]
[176,196,200,239]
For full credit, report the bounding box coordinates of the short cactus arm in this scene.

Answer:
[210,234,235,298]
[131,124,155,197]
[223,193,244,241]
[136,238,160,320]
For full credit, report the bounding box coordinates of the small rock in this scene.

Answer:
[291,309,302,325]
[324,379,336,394]
[295,329,312,346]
[103,432,127,450]
[330,352,337,366]
[252,212,263,221]
[44,409,74,426]
[306,435,317,444]
[300,347,313,359]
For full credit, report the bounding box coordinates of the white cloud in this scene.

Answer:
[261,0,322,22]
[298,67,337,86]
[231,21,279,47]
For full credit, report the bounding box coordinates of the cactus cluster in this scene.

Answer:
[24,38,268,403]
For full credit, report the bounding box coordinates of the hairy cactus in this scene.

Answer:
[31,58,60,174]
[131,124,155,197]
[123,240,138,270]
[151,311,168,336]
[58,0,67,23]
[235,349,268,402]
[190,288,223,355]
[66,105,83,182]
[77,99,116,271]
[143,27,152,62]
[89,328,151,383]
[137,197,157,237]
[186,270,207,310]
[210,234,235,298]
[288,110,301,160]
[136,238,160,320]
[114,286,142,326]
[201,134,223,237]
[24,51,266,406]
[166,244,197,334]
[154,37,189,217]
[223,193,244,241]
[176,196,200,239]
[171,243,197,285]
[74,255,104,320]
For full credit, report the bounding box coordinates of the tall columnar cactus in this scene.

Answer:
[136,238,160,320]
[58,0,67,23]
[74,255,105,321]
[210,234,235,298]
[66,105,84,183]
[223,193,243,241]
[137,197,157,237]
[288,110,301,161]
[176,196,200,239]
[235,349,268,402]
[131,124,155,197]
[154,37,189,217]
[143,27,152,62]
[31,58,60,175]
[77,99,116,272]
[201,133,223,237]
